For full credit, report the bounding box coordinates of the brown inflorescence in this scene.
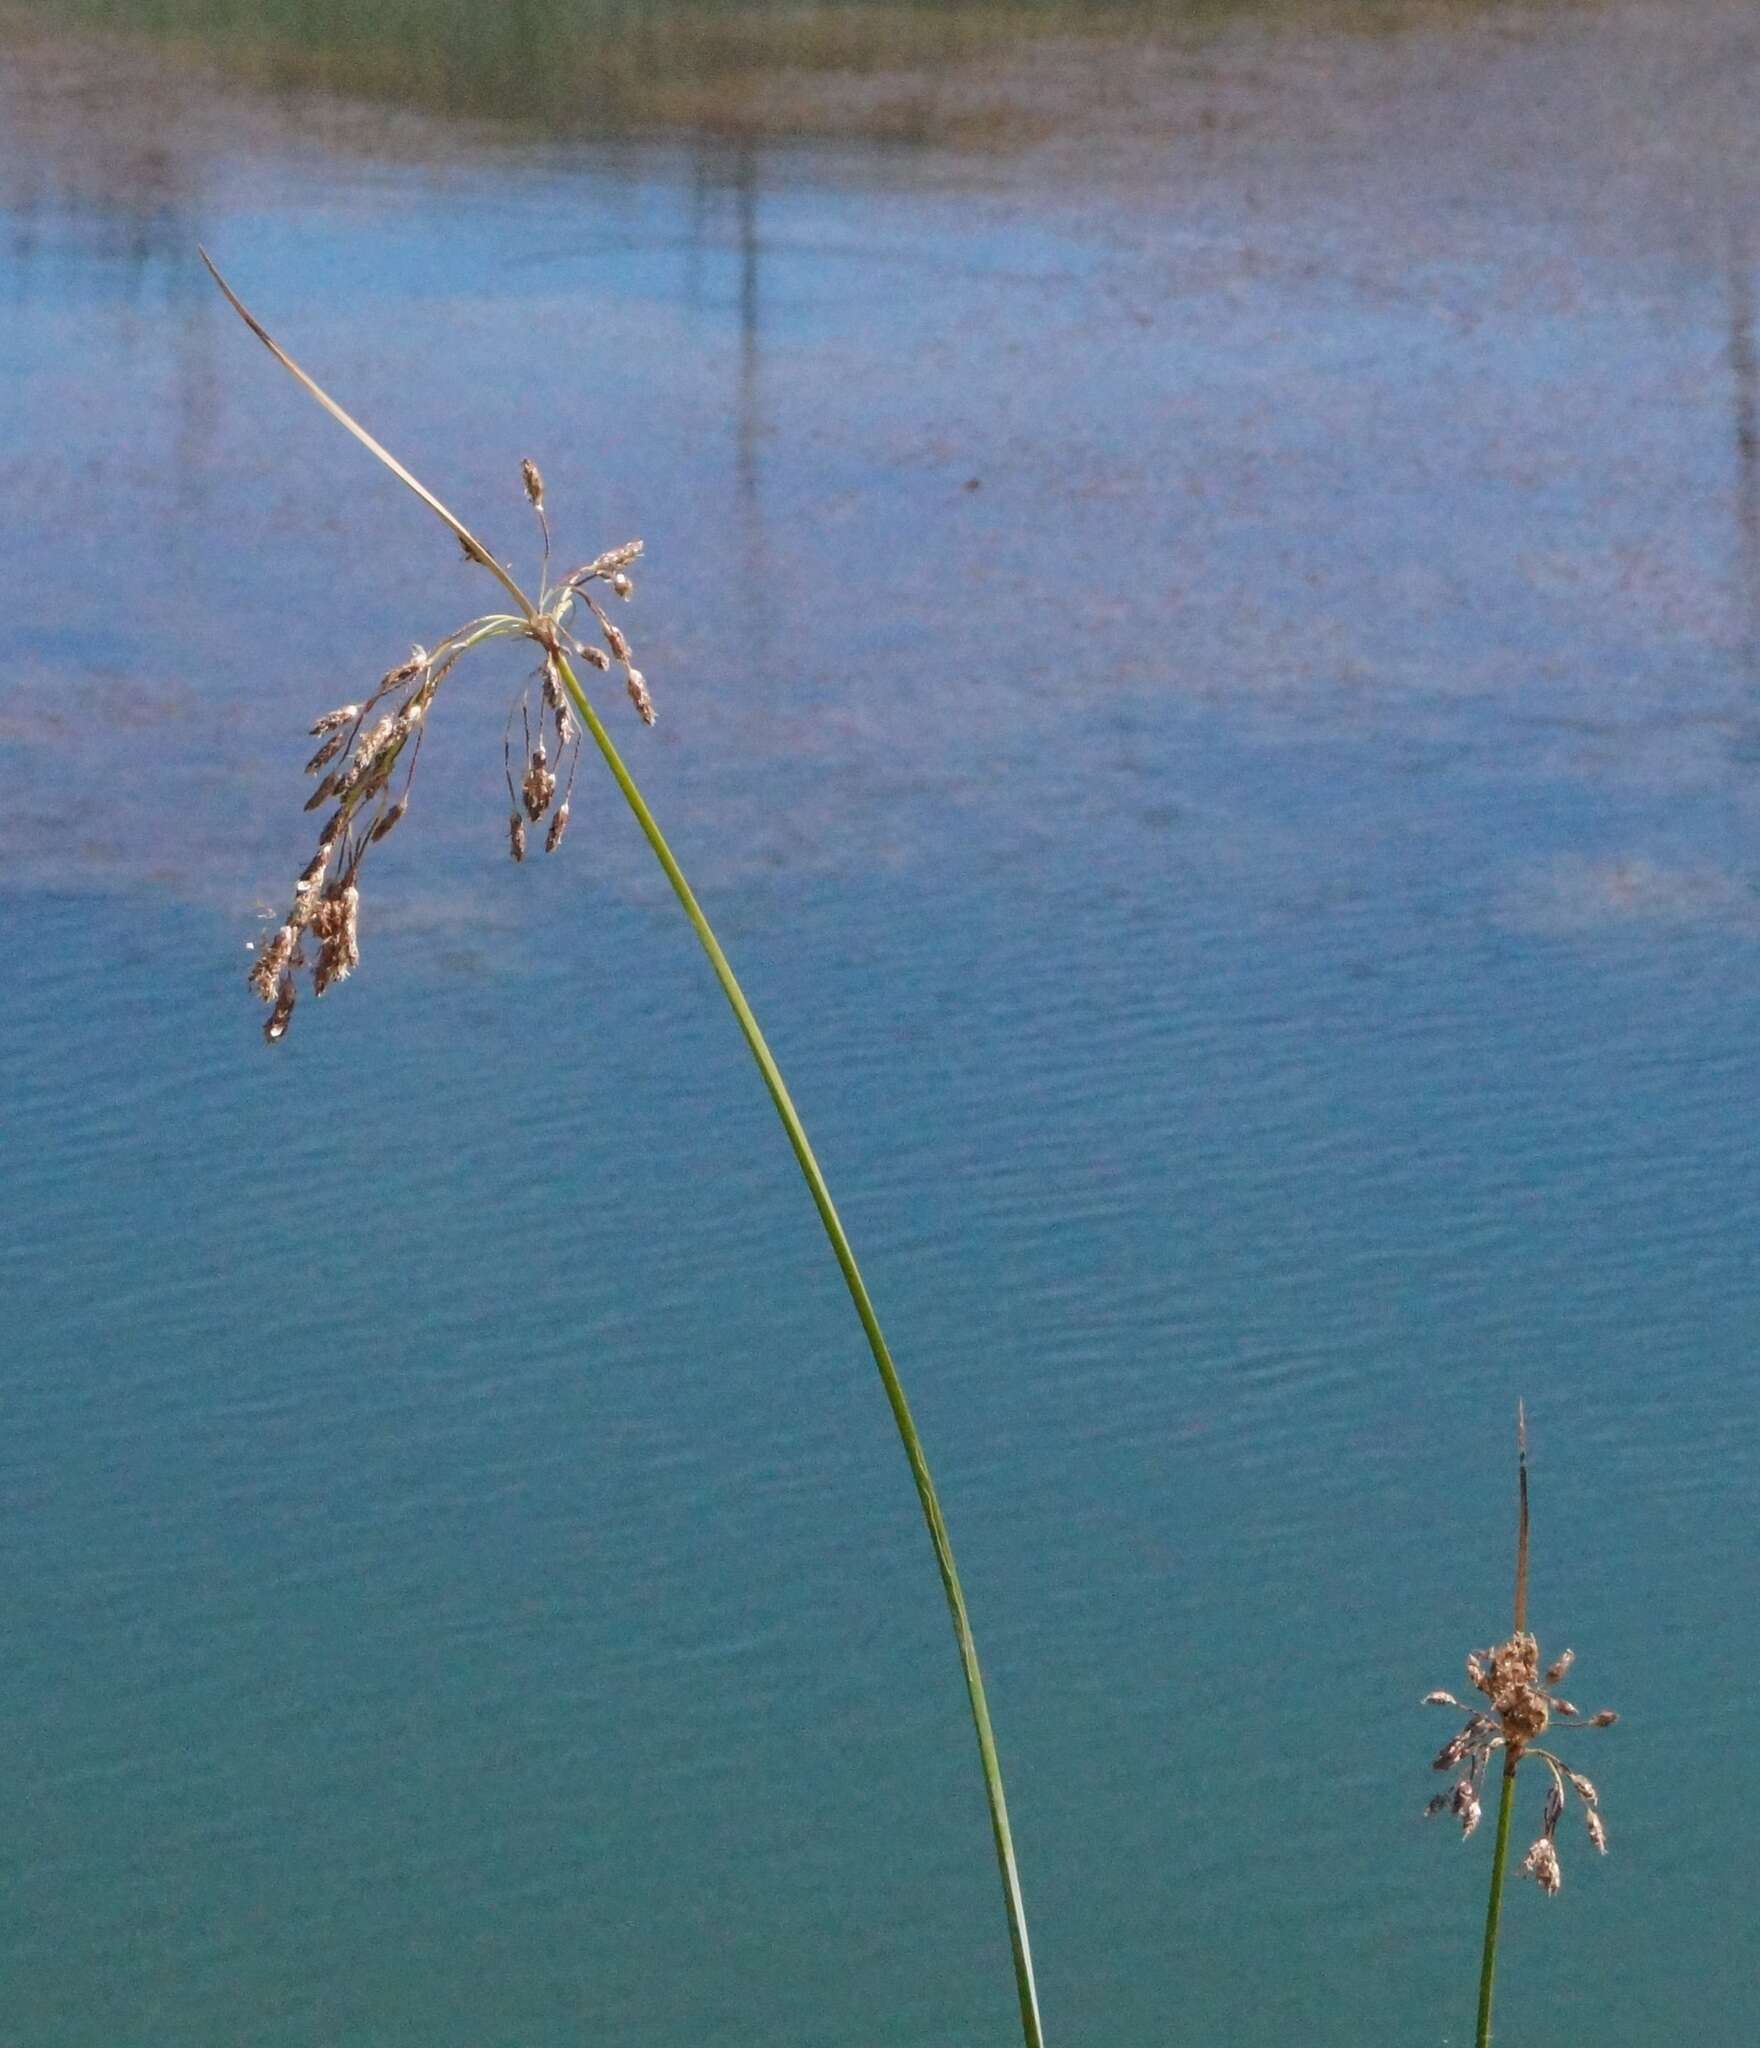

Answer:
[247,464,653,1042]
[1421,1632,1617,1893]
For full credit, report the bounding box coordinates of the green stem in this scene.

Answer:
[1476,1754,1518,2048]
[556,655,1046,2048]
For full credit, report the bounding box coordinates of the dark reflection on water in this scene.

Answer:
[4,4,1760,2046]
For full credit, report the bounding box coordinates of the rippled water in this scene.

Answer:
[3,5,1758,2044]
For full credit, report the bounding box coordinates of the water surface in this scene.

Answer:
[2,5,1758,2044]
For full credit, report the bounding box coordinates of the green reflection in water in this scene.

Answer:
[1,0,1545,141]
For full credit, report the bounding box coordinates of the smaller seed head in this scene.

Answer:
[1522,1838,1562,1896]
[264,976,296,1043]
[306,730,348,775]
[509,811,526,863]
[310,703,360,736]
[545,800,570,854]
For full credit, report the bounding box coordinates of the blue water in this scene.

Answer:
[2,8,1757,2044]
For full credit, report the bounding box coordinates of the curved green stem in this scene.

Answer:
[196,251,1043,2043]
[1476,1754,1517,2048]
[556,653,1046,2048]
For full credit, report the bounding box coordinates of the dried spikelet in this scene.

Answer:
[1521,1838,1562,1895]
[248,923,298,1000]
[611,570,633,598]
[340,885,361,971]
[601,617,630,664]
[264,976,296,1043]
[1585,1808,1607,1854]
[566,540,643,584]
[1423,1691,1461,1709]
[523,744,556,821]
[576,642,611,672]
[338,713,397,796]
[316,808,345,854]
[380,650,426,690]
[306,730,348,775]
[522,458,545,510]
[1566,1771,1598,1807]
[1545,1649,1575,1687]
[304,773,339,811]
[509,811,526,863]
[309,703,360,736]
[1466,1652,1488,1693]
[369,800,408,843]
[626,667,656,725]
[545,800,570,854]
[542,663,564,712]
[1588,1710,1618,1728]
[308,890,344,944]
[555,701,576,748]
[1553,1699,1579,1717]
[1433,1716,1491,1772]
[1453,1782,1482,1839]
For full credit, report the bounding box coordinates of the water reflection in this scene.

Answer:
[4,0,1559,144]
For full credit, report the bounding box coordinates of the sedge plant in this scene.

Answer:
[205,251,1046,2048]
[1421,1407,1619,2048]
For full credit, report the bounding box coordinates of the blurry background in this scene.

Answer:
[2,2,1756,2043]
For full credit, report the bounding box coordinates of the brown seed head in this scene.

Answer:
[309,703,360,736]
[523,745,557,822]
[522,458,545,509]
[545,800,570,854]
[306,730,348,775]
[1522,1838,1563,1895]
[264,976,296,1043]
[626,667,656,725]
[509,811,526,863]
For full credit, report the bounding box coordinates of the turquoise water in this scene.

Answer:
[3,7,1758,2044]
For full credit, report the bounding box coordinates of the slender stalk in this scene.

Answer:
[1477,1401,1530,2048]
[554,656,1046,2048]
[1475,1752,1517,2048]
[197,250,1045,2048]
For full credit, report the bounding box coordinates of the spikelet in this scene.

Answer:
[264,976,296,1043]
[1521,1838,1562,1896]
[369,800,408,843]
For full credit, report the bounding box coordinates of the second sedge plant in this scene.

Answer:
[207,252,1046,2048]
[1422,1408,1619,2048]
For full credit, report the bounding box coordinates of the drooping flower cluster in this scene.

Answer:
[247,463,651,1042]
[1422,1633,1616,1892]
